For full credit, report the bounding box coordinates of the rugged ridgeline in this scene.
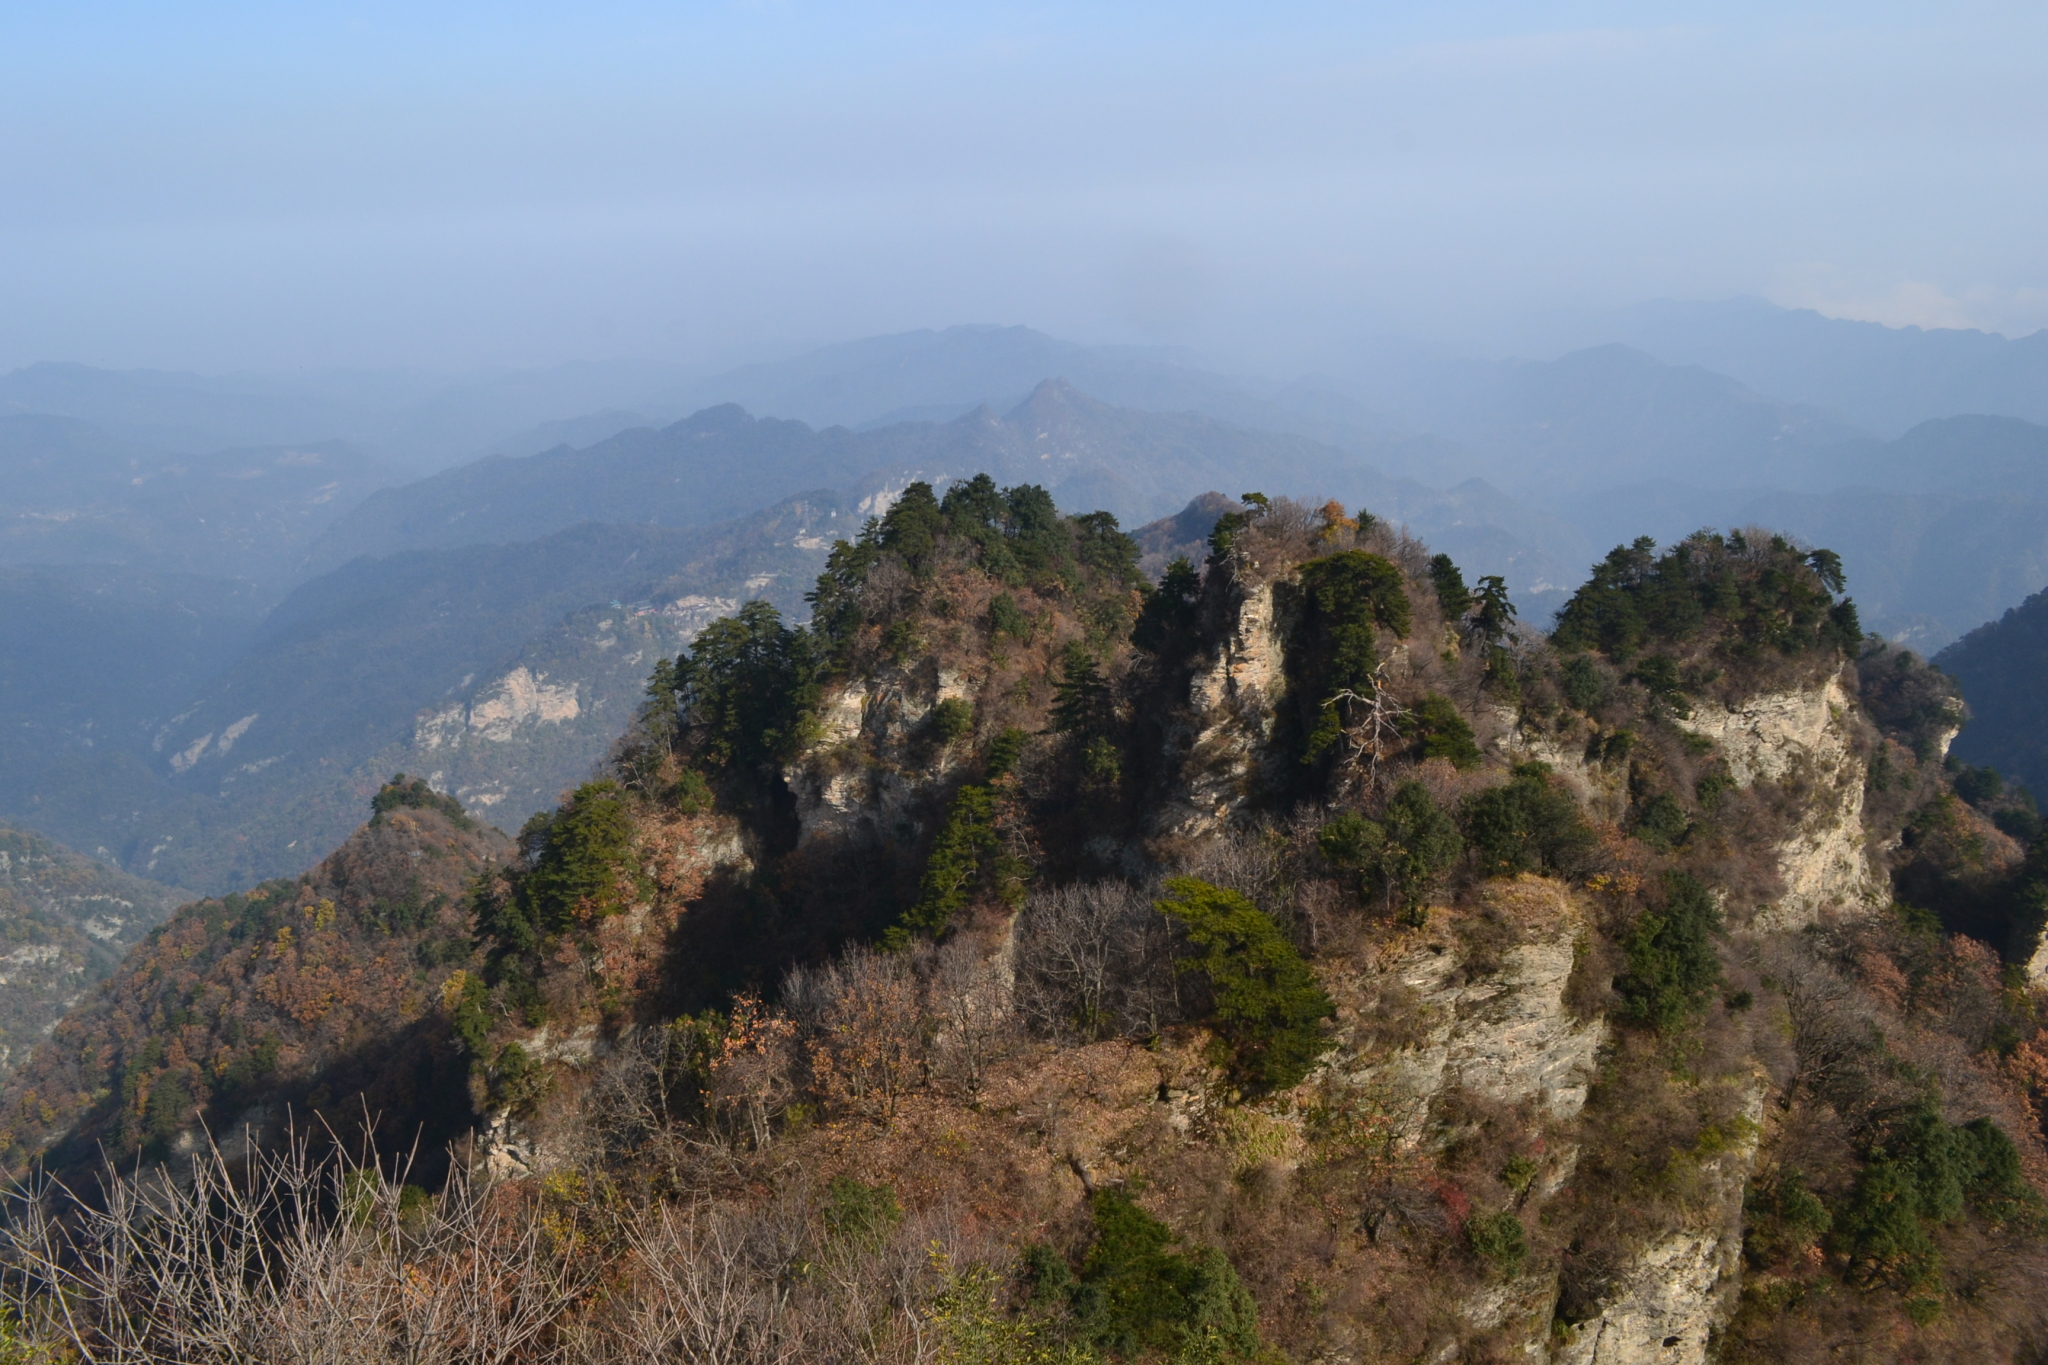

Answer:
[0,826,187,1078]
[0,781,506,1181]
[3,482,2047,1365]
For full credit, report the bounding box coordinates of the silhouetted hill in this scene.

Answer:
[1345,343,1872,494]
[0,359,698,474]
[0,565,265,813]
[668,324,1396,438]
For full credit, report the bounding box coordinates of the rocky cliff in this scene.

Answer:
[1676,674,1886,929]
[3,491,2043,1365]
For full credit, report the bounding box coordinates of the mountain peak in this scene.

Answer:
[1002,376,1108,426]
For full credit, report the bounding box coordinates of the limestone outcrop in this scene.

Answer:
[783,663,972,848]
[1551,1077,1767,1365]
[1158,578,1287,837]
[1677,673,1884,928]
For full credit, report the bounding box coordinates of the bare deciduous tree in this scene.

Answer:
[3,1133,595,1365]
[1013,880,1181,1042]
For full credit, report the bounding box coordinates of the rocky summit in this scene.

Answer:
[2,481,2044,1365]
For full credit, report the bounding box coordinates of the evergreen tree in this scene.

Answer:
[1157,877,1335,1093]
[1428,553,1473,619]
[1617,871,1722,1031]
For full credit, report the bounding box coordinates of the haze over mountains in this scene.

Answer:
[5,299,2048,905]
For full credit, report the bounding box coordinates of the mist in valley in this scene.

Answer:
[3,1,2047,893]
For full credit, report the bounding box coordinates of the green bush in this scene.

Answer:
[476,781,649,960]
[1559,654,1606,713]
[891,783,1026,945]
[1626,654,1689,716]
[1052,645,1115,738]
[1459,764,1594,878]
[1747,1171,1832,1262]
[1470,576,1517,648]
[1617,871,1722,1032]
[1157,878,1335,1093]
[1068,1189,1261,1361]
[988,593,1034,641]
[1465,1209,1527,1277]
[1407,692,1480,769]
[930,697,976,745]
[1283,550,1414,764]
[1826,1104,2041,1289]
[1133,557,1203,658]
[1317,782,1462,920]
[824,1176,903,1243]
[370,774,472,829]
[1630,792,1691,850]
[665,600,824,774]
[1428,553,1473,619]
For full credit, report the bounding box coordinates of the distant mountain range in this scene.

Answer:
[1605,296,2048,437]
[304,378,1583,583]
[0,378,1596,894]
[6,305,2048,891]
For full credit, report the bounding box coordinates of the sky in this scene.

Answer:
[3,1,2046,374]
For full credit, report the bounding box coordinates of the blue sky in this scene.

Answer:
[4,2,2044,371]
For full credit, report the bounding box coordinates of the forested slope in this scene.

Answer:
[4,480,2046,1364]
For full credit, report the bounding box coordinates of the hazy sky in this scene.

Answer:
[5,1,2045,373]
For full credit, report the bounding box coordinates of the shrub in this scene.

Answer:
[1428,553,1473,619]
[1630,792,1691,850]
[1051,645,1114,738]
[892,777,1032,949]
[1830,1104,2041,1287]
[1407,692,1481,769]
[1552,530,1859,664]
[370,774,472,829]
[1132,557,1202,658]
[666,599,824,774]
[1156,878,1335,1093]
[930,697,976,745]
[1626,654,1689,716]
[824,1176,903,1243]
[988,593,1034,641]
[1559,654,1606,713]
[478,781,646,956]
[1617,871,1722,1032]
[1459,764,1594,878]
[1283,550,1414,764]
[1471,576,1517,648]
[929,1259,1101,1365]
[1466,1209,1527,1277]
[1318,782,1462,919]
[1069,1189,1261,1360]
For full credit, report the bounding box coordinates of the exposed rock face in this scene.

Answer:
[785,664,969,848]
[1552,1077,1768,1365]
[1321,878,1609,1356]
[1325,877,1606,1140]
[1158,579,1287,836]
[1678,673,1883,929]
[2028,933,2048,987]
